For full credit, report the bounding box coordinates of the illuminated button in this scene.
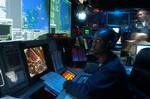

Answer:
[62,71,75,80]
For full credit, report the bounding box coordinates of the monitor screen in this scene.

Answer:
[5,70,26,88]
[0,42,29,91]
[107,11,129,26]
[24,46,48,77]
[136,44,150,54]
[22,0,49,30]
[50,0,71,36]
[0,25,11,41]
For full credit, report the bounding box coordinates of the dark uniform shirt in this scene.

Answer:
[64,53,129,99]
[131,18,150,39]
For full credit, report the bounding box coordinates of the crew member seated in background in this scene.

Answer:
[131,9,150,39]
[122,32,149,66]
[63,27,130,99]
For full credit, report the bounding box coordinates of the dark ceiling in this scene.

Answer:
[69,0,149,9]
[70,0,150,28]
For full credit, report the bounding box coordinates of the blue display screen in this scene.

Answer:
[22,0,49,30]
[50,0,71,35]
[107,11,129,26]
[59,0,71,32]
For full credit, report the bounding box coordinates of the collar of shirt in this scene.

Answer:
[142,21,146,27]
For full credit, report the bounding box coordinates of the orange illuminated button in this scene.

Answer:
[62,71,75,80]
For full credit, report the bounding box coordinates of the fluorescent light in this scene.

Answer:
[77,11,86,20]
[112,28,120,33]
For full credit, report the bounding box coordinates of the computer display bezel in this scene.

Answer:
[21,39,55,84]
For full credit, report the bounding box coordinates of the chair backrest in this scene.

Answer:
[130,48,150,97]
[89,80,130,99]
[134,47,150,70]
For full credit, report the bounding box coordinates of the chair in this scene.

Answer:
[89,81,131,99]
[129,48,150,98]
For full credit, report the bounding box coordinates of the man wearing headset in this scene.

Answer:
[63,27,130,99]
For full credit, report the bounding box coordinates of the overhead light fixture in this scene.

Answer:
[112,27,120,33]
[76,11,87,20]
[79,0,87,4]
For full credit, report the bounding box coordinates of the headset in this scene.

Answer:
[94,27,119,49]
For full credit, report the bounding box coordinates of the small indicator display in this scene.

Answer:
[62,70,75,80]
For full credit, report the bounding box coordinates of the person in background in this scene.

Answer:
[122,32,149,66]
[131,9,150,39]
[63,27,131,99]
